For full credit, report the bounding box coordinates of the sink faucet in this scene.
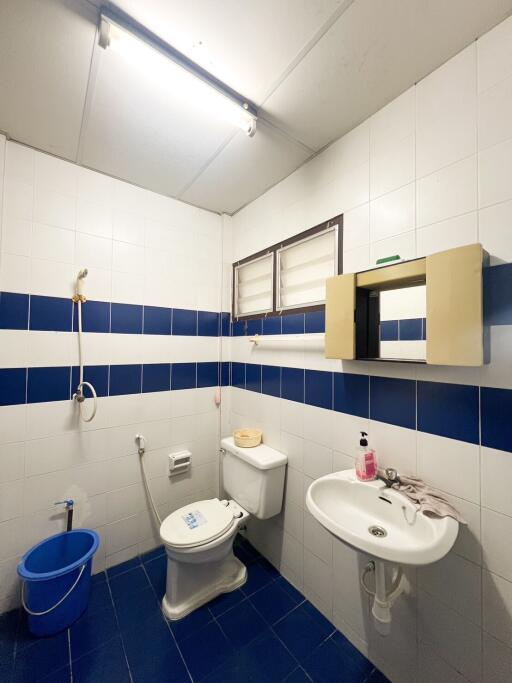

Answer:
[377,468,401,488]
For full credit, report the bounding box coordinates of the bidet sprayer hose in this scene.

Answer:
[74,290,97,423]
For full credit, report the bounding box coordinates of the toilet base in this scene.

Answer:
[162,554,247,621]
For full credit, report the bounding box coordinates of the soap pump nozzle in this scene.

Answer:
[360,431,368,447]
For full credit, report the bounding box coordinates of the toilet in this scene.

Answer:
[159,436,287,620]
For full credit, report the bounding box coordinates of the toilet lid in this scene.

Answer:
[160,498,235,548]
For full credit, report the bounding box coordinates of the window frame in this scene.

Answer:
[232,214,343,321]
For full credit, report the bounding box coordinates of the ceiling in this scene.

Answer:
[1,0,512,215]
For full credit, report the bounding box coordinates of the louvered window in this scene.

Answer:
[276,226,338,311]
[232,215,342,320]
[234,253,274,317]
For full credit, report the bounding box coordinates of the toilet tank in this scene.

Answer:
[220,437,287,519]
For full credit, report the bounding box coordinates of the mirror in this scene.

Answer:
[379,285,426,361]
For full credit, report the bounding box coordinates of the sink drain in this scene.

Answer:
[368,525,387,538]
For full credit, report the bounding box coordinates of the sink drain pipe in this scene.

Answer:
[361,560,409,636]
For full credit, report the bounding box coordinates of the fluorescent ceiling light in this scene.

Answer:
[98,5,257,137]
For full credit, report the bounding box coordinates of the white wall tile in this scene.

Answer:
[76,199,113,239]
[1,216,32,257]
[483,632,512,683]
[482,446,512,517]
[479,199,512,263]
[477,14,512,93]
[75,232,112,271]
[32,222,74,263]
[342,244,370,274]
[0,443,25,484]
[478,74,512,151]
[483,570,512,647]
[417,432,480,503]
[482,508,512,582]
[369,421,417,476]
[303,508,332,565]
[370,183,415,242]
[416,44,477,177]
[371,134,415,201]
[479,138,512,208]
[418,641,467,683]
[418,590,482,683]
[419,551,482,624]
[417,155,477,227]
[112,240,145,274]
[370,230,416,265]
[416,211,478,257]
[303,439,332,480]
[343,203,369,251]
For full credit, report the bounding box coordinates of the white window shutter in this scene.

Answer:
[234,253,274,317]
[277,227,338,310]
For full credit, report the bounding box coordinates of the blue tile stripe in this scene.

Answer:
[0,362,225,404]
[229,361,512,452]
[0,292,228,337]
[380,318,426,341]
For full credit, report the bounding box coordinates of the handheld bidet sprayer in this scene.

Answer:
[73,268,98,422]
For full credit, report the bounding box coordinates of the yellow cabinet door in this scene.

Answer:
[325,274,356,359]
[426,243,483,366]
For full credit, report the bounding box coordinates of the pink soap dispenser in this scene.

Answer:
[355,431,377,481]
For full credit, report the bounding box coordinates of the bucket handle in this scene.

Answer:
[21,563,86,617]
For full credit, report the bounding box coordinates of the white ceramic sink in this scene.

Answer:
[306,469,459,566]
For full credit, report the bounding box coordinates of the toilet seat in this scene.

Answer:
[160,498,236,550]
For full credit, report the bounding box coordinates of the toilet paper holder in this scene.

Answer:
[168,450,192,477]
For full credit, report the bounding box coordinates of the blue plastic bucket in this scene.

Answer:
[17,529,99,636]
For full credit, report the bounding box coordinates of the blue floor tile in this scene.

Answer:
[11,630,69,683]
[208,588,245,618]
[180,620,234,681]
[302,636,371,683]
[168,604,212,642]
[285,667,312,682]
[141,545,165,563]
[15,613,65,653]
[331,631,373,675]
[202,629,297,683]
[72,635,130,682]
[233,542,259,565]
[130,645,189,683]
[234,536,261,561]
[144,555,167,598]
[365,669,390,682]
[273,603,334,664]
[108,566,150,602]
[106,556,141,579]
[275,577,305,604]
[240,560,276,596]
[113,586,160,633]
[250,580,302,625]
[86,578,113,617]
[39,665,71,682]
[0,609,19,659]
[70,603,118,661]
[0,659,14,683]
[217,600,267,649]
[122,613,189,683]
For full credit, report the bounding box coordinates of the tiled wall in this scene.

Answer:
[225,15,512,683]
[0,139,225,613]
